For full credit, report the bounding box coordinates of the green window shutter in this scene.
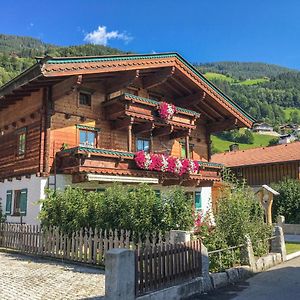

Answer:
[154,190,161,198]
[20,189,28,216]
[5,190,12,215]
[195,191,202,210]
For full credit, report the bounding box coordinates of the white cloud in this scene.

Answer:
[84,26,132,46]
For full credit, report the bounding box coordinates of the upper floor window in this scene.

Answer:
[79,91,92,106]
[181,142,194,158]
[17,128,27,156]
[79,129,96,147]
[136,138,150,152]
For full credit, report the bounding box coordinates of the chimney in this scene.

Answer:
[229,143,239,152]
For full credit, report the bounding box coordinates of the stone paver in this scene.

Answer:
[0,252,105,300]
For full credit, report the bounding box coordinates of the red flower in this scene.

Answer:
[158,102,176,120]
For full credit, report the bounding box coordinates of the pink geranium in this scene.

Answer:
[134,151,200,176]
[158,102,176,120]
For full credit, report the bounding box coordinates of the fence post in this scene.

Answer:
[0,223,3,246]
[271,226,287,262]
[105,248,135,300]
[276,215,285,229]
[240,235,256,271]
[201,243,213,291]
[169,230,190,244]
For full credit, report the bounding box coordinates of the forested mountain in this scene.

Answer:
[195,62,300,125]
[0,33,300,125]
[0,34,126,86]
[195,61,295,80]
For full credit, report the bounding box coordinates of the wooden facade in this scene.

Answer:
[0,53,255,186]
[212,142,300,186]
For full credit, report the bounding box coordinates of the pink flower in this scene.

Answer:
[158,102,176,120]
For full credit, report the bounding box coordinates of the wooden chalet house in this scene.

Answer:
[0,53,254,224]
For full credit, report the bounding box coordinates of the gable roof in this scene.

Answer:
[212,141,300,167]
[0,52,255,127]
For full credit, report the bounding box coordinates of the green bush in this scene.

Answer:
[39,184,194,235]
[195,169,272,270]
[273,179,300,224]
[0,201,5,223]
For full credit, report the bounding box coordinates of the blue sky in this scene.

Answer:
[2,0,300,69]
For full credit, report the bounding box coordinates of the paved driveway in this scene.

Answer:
[194,256,300,300]
[0,252,105,300]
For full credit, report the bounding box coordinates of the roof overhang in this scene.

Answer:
[0,52,255,129]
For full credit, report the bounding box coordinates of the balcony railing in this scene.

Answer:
[56,146,222,184]
[102,93,200,131]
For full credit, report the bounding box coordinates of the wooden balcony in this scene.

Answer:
[56,146,222,186]
[102,93,200,139]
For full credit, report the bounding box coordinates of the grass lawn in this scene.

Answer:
[239,78,269,85]
[212,133,275,153]
[285,242,300,254]
[203,72,237,83]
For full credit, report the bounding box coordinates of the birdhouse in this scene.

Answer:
[256,185,280,225]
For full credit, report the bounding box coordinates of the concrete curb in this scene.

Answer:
[286,250,300,261]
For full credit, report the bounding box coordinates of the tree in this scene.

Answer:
[273,179,300,224]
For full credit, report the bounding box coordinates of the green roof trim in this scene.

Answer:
[62,146,135,158]
[76,124,101,132]
[123,93,201,117]
[45,53,255,123]
[198,161,223,168]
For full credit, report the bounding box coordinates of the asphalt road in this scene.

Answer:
[194,256,300,300]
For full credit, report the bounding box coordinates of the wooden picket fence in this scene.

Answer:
[135,239,202,296]
[0,223,170,266]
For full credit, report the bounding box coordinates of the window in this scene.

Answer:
[79,129,96,147]
[5,189,27,216]
[181,143,194,158]
[79,91,92,106]
[136,138,150,152]
[195,191,202,210]
[17,128,27,156]
[185,191,202,211]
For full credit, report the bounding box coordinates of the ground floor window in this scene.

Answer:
[185,191,202,211]
[5,189,27,216]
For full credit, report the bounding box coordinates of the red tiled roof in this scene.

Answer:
[211,142,300,167]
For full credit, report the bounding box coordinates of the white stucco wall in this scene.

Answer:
[0,174,213,225]
[54,174,213,214]
[0,176,48,225]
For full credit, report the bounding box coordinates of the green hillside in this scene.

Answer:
[212,133,275,153]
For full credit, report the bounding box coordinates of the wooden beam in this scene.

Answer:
[143,66,175,89]
[207,118,238,133]
[169,129,191,140]
[52,75,82,101]
[106,70,140,94]
[176,91,205,106]
[112,118,134,130]
[133,122,154,134]
[171,76,194,94]
[193,103,216,121]
[152,125,173,137]
[127,118,134,152]
[200,99,224,119]
[164,81,185,96]
[185,135,190,159]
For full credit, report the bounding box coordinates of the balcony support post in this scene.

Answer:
[127,117,134,152]
[185,134,190,159]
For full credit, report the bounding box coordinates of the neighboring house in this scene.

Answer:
[212,142,300,187]
[252,122,279,136]
[252,122,273,132]
[0,53,254,224]
[278,133,297,144]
